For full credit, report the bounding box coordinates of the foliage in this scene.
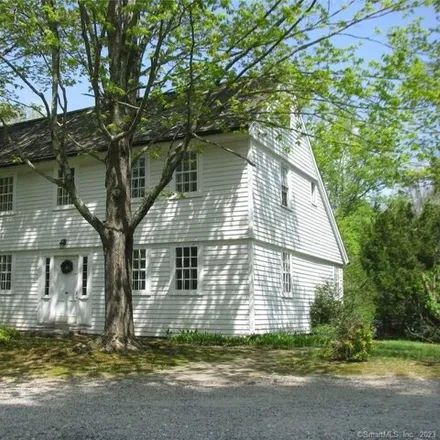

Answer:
[310,282,342,328]
[362,198,440,341]
[0,327,20,344]
[331,314,374,362]
[168,329,325,349]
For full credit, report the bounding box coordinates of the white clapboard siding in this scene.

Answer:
[90,242,250,336]
[250,133,344,264]
[249,122,316,177]
[253,243,340,333]
[0,137,250,252]
[0,253,40,329]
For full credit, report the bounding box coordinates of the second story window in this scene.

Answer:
[281,166,289,207]
[132,156,146,198]
[57,168,74,206]
[176,151,198,193]
[0,176,14,212]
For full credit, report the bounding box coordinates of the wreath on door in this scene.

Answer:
[60,259,73,274]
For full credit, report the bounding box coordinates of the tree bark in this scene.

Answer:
[100,135,139,351]
[101,229,138,351]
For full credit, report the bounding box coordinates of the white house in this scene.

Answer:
[0,111,348,336]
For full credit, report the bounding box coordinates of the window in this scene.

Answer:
[0,176,14,212]
[82,256,88,296]
[132,156,146,198]
[311,181,317,206]
[44,257,50,296]
[176,152,197,193]
[282,252,291,294]
[175,246,198,291]
[132,249,146,291]
[281,166,289,207]
[0,254,12,291]
[57,168,75,206]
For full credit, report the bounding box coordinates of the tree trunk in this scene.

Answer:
[101,230,139,351]
[100,135,140,351]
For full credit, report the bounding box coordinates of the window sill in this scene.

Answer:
[53,205,76,211]
[281,295,293,300]
[169,292,203,297]
[280,204,293,212]
[169,192,204,200]
[132,292,151,297]
[0,292,14,296]
[0,211,16,217]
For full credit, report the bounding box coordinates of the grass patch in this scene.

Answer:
[0,335,438,380]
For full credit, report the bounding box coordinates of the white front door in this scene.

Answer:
[54,256,78,324]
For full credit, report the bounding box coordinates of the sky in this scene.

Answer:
[13,2,438,114]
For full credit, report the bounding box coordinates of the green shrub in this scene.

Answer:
[310,282,342,328]
[330,312,374,362]
[0,327,20,344]
[312,324,337,345]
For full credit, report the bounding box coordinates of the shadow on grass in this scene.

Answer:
[1,336,439,383]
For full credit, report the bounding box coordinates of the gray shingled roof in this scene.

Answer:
[0,105,241,168]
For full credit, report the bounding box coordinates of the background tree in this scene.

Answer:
[361,197,440,340]
[0,0,435,350]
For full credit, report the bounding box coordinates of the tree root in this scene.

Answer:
[99,334,146,352]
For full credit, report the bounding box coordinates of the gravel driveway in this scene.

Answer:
[0,375,439,440]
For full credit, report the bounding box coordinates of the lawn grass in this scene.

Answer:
[0,334,439,380]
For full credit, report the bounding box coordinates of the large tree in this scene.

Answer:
[0,0,432,350]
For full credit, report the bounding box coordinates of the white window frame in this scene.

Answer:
[280,165,290,208]
[171,244,203,295]
[53,166,77,209]
[132,248,149,293]
[131,155,149,200]
[80,254,93,299]
[0,254,14,295]
[281,252,292,297]
[311,181,317,206]
[174,151,200,195]
[0,174,15,214]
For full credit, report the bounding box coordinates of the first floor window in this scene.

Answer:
[82,256,88,296]
[176,246,198,291]
[282,252,291,294]
[281,166,289,207]
[175,151,198,193]
[132,156,146,198]
[44,257,50,296]
[57,168,75,206]
[132,249,146,291]
[0,176,14,212]
[0,254,12,291]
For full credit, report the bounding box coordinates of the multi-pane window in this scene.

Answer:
[282,252,291,294]
[311,181,317,205]
[176,152,197,193]
[44,257,50,296]
[132,249,146,291]
[0,176,14,212]
[132,156,146,198]
[82,256,88,296]
[57,168,75,206]
[281,166,289,207]
[175,246,198,291]
[0,254,12,291]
